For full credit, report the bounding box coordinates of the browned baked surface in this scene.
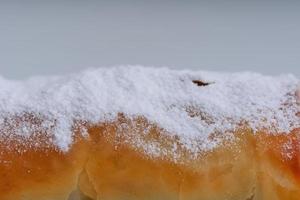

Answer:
[0,118,299,200]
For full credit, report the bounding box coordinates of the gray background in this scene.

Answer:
[0,1,299,79]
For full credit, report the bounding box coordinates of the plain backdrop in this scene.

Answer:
[0,0,299,79]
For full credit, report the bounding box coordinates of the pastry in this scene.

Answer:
[0,66,299,200]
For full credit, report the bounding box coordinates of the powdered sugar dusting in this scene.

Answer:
[0,66,299,154]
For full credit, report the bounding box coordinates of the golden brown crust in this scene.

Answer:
[0,119,300,200]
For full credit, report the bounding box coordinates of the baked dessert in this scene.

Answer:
[0,66,299,200]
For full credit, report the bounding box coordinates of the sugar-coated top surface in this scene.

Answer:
[0,66,299,153]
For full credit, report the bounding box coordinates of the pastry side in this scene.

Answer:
[0,116,300,200]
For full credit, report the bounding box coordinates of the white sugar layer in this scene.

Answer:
[0,66,299,152]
